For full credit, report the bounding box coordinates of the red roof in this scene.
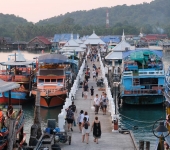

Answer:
[36,36,51,44]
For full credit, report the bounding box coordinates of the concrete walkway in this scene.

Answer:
[60,59,137,150]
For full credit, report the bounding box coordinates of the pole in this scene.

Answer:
[8,90,11,106]
[114,83,116,114]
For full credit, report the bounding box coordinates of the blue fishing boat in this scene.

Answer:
[120,49,165,105]
[165,66,170,102]
[0,51,35,104]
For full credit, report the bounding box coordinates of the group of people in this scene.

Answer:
[93,92,108,115]
[65,104,102,144]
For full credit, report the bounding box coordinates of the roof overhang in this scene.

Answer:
[105,51,123,60]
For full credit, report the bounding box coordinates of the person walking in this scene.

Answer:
[69,101,77,126]
[83,82,89,100]
[77,110,84,132]
[65,106,74,132]
[92,69,96,81]
[101,93,108,115]
[90,86,94,100]
[93,94,101,115]
[84,111,89,121]
[91,116,101,144]
[82,117,90,144]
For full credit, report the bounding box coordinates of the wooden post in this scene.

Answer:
[8,90,11,106]
[146,141,150,150]
[139,140,144,150]
[7,118,16,150]
[34,90,42,139]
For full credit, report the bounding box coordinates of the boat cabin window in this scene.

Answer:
[39,79,44,83]
[45,79,50,82]
[51,79,56,82]
[57,79,63,83]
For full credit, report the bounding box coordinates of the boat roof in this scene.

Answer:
[122,49,163,59]
[0,79,20,92]
[0,60,34,66]
[38,53,67,64]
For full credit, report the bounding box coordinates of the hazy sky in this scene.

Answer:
[0,0,153,23]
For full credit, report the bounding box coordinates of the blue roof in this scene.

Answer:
[53,34,78,42]
[101,36,120,43]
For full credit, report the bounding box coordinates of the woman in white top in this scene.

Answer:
[81,117,90,144]
[94,94,101,115]
[92,69,96,81]
[77,110,84,132]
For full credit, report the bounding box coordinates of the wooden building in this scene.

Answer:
[27,36,52,50]
[12,41,28,50]
[0,37,13,50]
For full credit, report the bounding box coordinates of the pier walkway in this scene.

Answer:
[60,58,137,150]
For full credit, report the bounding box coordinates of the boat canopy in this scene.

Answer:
[123,49,162,64]
[38,54,67,64]
[0,79,20,92]
[0,60,34,66]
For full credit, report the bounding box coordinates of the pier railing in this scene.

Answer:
[57,52,87,131]
[98,53,119,132]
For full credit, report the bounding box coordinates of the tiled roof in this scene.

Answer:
[84,31,105,45]
[37,36,51,44]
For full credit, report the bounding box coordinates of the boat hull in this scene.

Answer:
[40,94,67,108]
[0,91,34,105]
[121,95,165,105]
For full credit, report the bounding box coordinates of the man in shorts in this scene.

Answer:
[65,106,74,131]
[69,102,77,126]
[101,93,108,115]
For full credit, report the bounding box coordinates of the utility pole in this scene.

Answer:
[106,9,109,29]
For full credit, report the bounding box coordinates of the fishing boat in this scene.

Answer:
[0,51,35,105]
[31,54,69,108]
[0,105,26,150]
[120,49,165,105]
[0,80,26,149]
[165,66,170,102]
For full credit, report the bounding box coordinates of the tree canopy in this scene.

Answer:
[0,0,170,41]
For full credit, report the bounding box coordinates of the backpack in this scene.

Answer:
[70,105,76,112]
[84,122,88,129]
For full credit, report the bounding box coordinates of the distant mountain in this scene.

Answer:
[36,0,170,26]
[0,13,28,38]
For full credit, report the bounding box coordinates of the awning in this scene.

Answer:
[1,60,34,66]
[0,79,20,92]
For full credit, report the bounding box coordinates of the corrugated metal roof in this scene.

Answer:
[0,79,20,92]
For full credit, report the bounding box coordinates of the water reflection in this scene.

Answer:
[119,104,166,148]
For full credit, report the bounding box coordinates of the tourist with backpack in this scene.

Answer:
[65,106,74,132]
[69,102,77,126]
[81,117,90,144]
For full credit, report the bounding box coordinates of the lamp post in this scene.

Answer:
[152,119,170,150]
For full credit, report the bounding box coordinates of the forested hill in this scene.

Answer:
[37,0,170,26]
[0,13,28,37]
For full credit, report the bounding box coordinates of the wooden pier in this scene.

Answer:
[59,58,138,150]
